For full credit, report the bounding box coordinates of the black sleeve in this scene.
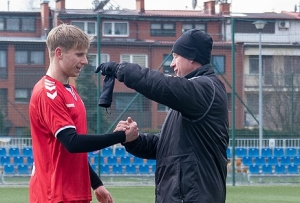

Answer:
[57,128,126,153]
[89,163,103,190]
[122,133,158,159]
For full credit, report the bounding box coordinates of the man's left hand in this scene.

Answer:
[94,185,114,203]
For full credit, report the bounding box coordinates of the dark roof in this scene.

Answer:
[0,11,40,15]
[230,12,297,20]
[57,8,300,21]
[58,8,223,19]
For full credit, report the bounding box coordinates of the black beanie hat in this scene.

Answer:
[172,29,213,65]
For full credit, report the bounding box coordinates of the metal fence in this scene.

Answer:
[1,137,300,150]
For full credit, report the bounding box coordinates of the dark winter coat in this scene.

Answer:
[119,62,229,203]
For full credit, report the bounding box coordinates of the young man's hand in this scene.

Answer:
[94,185,114,203]
[114,117,139,143]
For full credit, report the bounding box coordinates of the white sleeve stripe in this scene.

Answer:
[55,126,76,138]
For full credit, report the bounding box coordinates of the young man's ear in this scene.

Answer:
[55,47,63,59]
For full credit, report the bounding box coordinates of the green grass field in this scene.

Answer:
[0,185,300,203]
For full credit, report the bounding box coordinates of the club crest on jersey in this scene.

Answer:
[45,79,57,100]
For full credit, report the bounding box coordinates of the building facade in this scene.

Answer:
[0,0,299,136]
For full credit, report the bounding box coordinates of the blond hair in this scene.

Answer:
[46,24,91,58]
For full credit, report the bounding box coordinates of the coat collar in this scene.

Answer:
[184,64,215,79]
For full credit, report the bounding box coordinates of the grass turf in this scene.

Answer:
[0,185,300,202]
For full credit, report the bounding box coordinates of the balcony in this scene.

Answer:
[244,74,300,91]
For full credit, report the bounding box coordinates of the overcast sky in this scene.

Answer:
[1,0,300,13]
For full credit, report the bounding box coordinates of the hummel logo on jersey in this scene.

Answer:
[66,103,75,108]
[45,79,57,100]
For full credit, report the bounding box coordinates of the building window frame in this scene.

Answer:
[71,21,97,36]
[182,23,206,33]
[0,50,7,79]
[15,50,44,65]
[211,55,225,74]
[120,54,148,67]
[102,21,129,37]
[150,22,176,36]
[162,54,174,74]
[88,54,110,69]
[15,88,31,103]
[249,55,274,85]
[0,17,35,32]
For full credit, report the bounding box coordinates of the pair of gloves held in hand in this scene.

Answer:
[95,62,120,108]
[95,61,120,77]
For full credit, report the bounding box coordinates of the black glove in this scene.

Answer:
[98,75,115,108]
[95,61,120,77]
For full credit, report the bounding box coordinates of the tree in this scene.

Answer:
[262,56,300,136]
[75,64,109,134]
[92,0,100,9]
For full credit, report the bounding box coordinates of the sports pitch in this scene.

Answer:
[0,185,300,202]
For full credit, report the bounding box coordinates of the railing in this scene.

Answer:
[229,138,300,148]
[0,137,32,150]
[1,137,300,150]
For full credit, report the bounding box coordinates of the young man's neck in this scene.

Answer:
[46,66,69,84]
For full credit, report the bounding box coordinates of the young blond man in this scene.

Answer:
[29,24,138,203]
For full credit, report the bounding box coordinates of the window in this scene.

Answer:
[88,54,109,69]
[115,94,141,111]
[245,93,260,126]
[121,54,147,67]
[182,23,206,33]
[246,94,258,114]
[1,17,35,32]
[22,18,35,31]
[284,56,300,86]
[7,18,19,31]
[15,51,44,65]
[249,55,259,74]
[71,21,97,35]
[263,56,273,85]
[15,67,44,103]
[15,89,31,103]
[235,20,275,34]
[31,51,44,64]
[103,21,129,36]
[157,103,169,112]
[0,89,8,116]
[249,55,273,85]
[0,50,7,79]
[0,18,4,30]
[162,54,174,74]
[211,55,225,74]
[151,23,175,36]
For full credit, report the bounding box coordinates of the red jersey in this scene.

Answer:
[29,75,91,202]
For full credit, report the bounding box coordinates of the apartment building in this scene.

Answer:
[0,0,299,136]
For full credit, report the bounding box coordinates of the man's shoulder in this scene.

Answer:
[32,76,66,101]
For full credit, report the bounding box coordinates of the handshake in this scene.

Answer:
[114,117,139,143]
[95,61,120,78]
